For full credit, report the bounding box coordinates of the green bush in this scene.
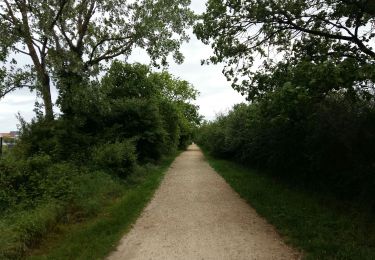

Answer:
[104,98,168,162]
[14,118,96,163]
[159,100,180,153]
[0,154,80,213]
[197,85,375,203]
[91,141,137,178]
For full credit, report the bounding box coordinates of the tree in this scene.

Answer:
[194,0,375,100]
[0,0,195,119]
[149,71,202,148]
[101,61,202,155]
[0,0,55,119]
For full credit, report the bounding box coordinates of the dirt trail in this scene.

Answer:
[108,144,300,260]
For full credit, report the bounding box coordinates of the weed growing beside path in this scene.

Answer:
[14,153,177,260]
[203,152,375,259]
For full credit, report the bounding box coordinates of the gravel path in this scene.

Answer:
[108,144,300,260]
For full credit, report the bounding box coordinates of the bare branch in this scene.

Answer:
[13,46,31,56]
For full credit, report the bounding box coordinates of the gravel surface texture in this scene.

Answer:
[108,144,300,260]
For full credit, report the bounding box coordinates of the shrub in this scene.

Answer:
[0,154,81,213]
[91,141,137,178]
[14,118,96,163]
[197,87,375,203]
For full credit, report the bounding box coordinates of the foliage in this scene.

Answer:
[91,141,137,178]
[0,60,199,212]
[100,61,201,159]
[195,0,375,206]
[0,203,65,259]
[12,117,95,162]
[100,63,168,161]
[0,61,200,258]
[197,82,375,202]
[195,0,375,99]
[0,0,195,118]
[0,153,176,260]
[11,62,200,162]
[27,153,177,260]
[0,168,126,259]
[0,155,78,212]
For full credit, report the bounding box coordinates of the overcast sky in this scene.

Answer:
[0,0,246,132]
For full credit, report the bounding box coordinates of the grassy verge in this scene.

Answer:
[27,153,177,260]
[1,153,177,260]
[203,151,375,259]
[0,165,126,259]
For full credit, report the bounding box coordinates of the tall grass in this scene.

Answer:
[27,153,178,260]
[0,169,124,259]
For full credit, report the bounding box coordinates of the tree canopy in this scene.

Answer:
[0,0,195,118]
[195,0,375,100]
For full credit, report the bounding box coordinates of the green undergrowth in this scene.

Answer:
[27,153,177,260]
[203,151,375,259]
[0,168,124,260]
[1,153,178,260]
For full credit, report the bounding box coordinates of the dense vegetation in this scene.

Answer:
[197,89,375,202]
[0,61,200,258]
[196,0,375,204]
[29,154,177,260]
[0,1,199,258]
[1,0,375,258]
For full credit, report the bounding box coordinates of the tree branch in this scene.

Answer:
[86,38,135,67]
[13,46,31,56]
[57,23,76,51]
[275,6,375,58]
[87,35,132,63]
[76,0,96,53]
[18,1,43,71]
[0,85,23,99]
[3,0,20,24]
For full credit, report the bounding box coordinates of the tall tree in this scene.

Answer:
[0,0,195,119]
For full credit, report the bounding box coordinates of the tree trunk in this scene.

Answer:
[40,73,54,120]
[18,1,54,121]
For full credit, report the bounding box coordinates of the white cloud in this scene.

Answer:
[190,0,207,14]
[0,89,36,132]
[166,34,247,120]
